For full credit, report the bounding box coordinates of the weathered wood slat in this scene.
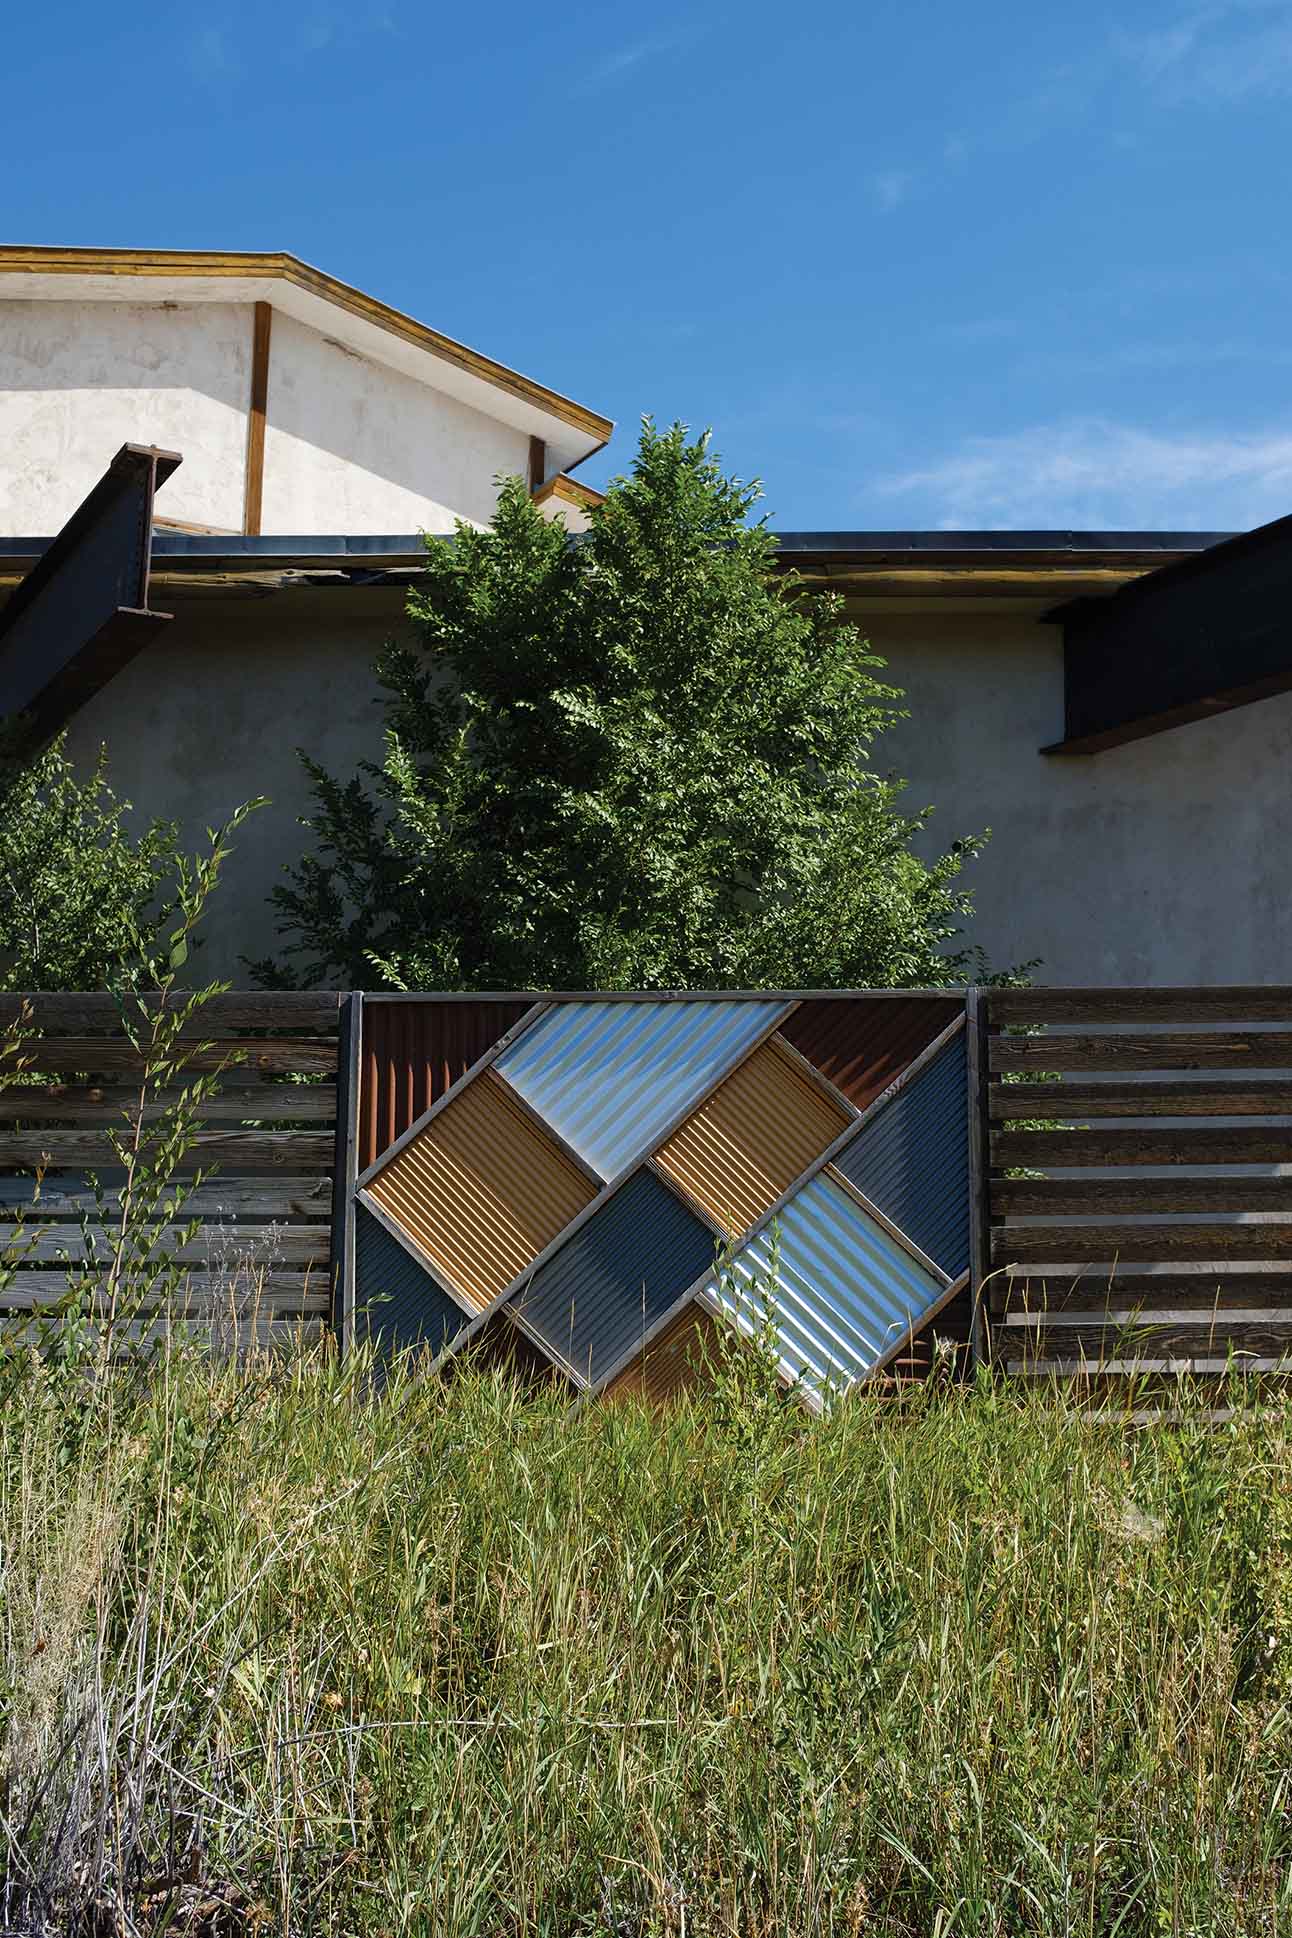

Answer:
[0,1224,330,1262]
[0,1273,329,1312]
[0,993,341,1032]
[0,1131,335,1171]
[992,1224,1292,1263]
[991,1033,1292,1074]
[0,1179,333,1218]
[994,1176,1292,1215]
[992,1126,1292,1165]
[0,1311,328,1350]
[10,1037,338,1074]
[992,1271,1292,1315]
[1010,1323,1292,1361]
[0,1084,337,1123]
[989,1080,1292,1119]
[989,989,1292,1027]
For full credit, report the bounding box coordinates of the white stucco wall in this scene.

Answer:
[259,311,533,534]
[864,606,1292,984]
[49,587,1292,987]
[0,299,251,532]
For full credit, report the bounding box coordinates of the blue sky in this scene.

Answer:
[9,0,1292,531]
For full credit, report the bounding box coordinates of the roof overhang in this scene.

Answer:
[770,530,1231,605]
[0,246,613,476]
[1040,512,1292,755]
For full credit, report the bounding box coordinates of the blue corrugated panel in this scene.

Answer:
[706,1172,946,1398]
[510,1169,716,1387]
[354,1205,467,1362]
[494,999,787,1179]
[830,1032,969,1278]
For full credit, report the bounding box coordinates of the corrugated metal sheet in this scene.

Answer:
[654,1036,849,1235]
[354,1205,467,1361]
[510,1169,717,1386]
[359,1000,532,1169]
[706,1171,946,1398]
[603,1300,726,1406]
[494,999,787,1179]
[780,996,963,1112]
[365,1072,596,1310]
[831,1031,969,1278]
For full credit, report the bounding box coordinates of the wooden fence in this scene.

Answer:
[0,992,343,1348]
[4,985,1291,1390]
[984,987,1292,1380]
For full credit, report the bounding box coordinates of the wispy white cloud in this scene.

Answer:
[186,22,237,83]
[1115,1,1292,101]
[876,418,1292,528]
[575,27,700,95]
[867,169,914,214]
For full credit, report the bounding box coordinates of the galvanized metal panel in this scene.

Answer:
[359,1000,531,1170]
[603,1300,727,1406]
[511,1169,717,1386]
[831,1032,970,1278]
[654,1036,849,1236]
[354,1205,467,1361]
[780,996,963,1112]
[365,1072,596,1310]
[706,1172,946,1398]
[494,999,787,1179]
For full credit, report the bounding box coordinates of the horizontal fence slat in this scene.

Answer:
[989,988,1292,1027]
[9,1037,338,1075]
[992,1223,1292,1263]
[0,1084,337,1124]
[995,1279,1292,1318]
[991,1033,1292,1074]
[0,1273,329,1313]
[994,1176,1292,1215]
[0,1179,333,1219]
[0,1223,330,1263]
[989,1080,1292,1120]
[0,993,342,1033]
[1011,1323,1292,1359]
[0,1131,335,1172]
[991,1126,1292,1166]
[0,1311,328,1351]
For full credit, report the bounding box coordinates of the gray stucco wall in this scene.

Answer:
[864,606,1292,985]
[60,589,1292,987]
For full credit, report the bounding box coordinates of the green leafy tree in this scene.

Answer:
[262,421,988,990]
[0,734,184,991]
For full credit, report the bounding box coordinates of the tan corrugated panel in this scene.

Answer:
[604,1302,726,1407]
[365,1073,595,1310]
[654,1037,849,1236]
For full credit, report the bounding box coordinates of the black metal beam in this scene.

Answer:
[1042,509,1292,755]
[0,443,180,741]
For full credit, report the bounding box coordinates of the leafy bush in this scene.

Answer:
[263,422,989,991]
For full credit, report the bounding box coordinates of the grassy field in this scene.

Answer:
[2,1335,1291,1938]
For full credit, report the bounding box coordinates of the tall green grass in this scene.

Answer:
[3,1339,1291,1936]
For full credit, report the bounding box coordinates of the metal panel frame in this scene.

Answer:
[583,1010,967,1398]
[329,992,362,1347]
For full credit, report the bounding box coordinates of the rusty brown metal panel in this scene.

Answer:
[603,1301,726,1407]
[780,996,963,1113]
[363,1071,595,1310]
[359,1000,531,1171]
[654,1037,849,1237]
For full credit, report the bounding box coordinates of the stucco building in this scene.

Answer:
[1,245,1287,984]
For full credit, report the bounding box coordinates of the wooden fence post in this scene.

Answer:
[965,985,992,1370]
[330,991,362,1350]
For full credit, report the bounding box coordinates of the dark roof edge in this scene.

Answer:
[770,530,1234,556]
[0,527,1238,565]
